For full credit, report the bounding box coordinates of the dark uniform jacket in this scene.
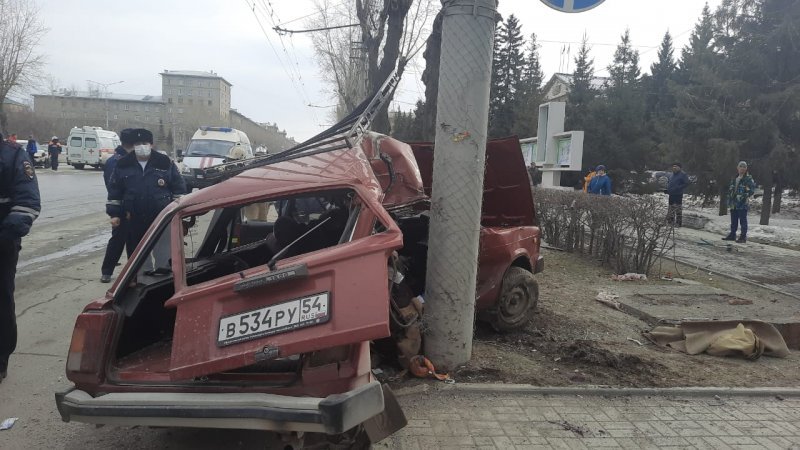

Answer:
[103,146,128,188]
[0,142,41,241]
[106,151,186,223]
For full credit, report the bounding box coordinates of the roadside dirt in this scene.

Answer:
[387,248,800,388]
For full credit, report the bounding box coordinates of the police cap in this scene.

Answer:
[119,128,136,145]
[131,128,154,144]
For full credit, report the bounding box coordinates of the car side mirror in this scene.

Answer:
[175,149,183,161]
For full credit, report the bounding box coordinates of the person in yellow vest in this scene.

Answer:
[583,168,596,192]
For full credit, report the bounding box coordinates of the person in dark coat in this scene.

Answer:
[0,135,41,382]
[665,162,690,227]
[106,129,185,275]
[100,129,135,283]
[588,165,612,195]
[47,136,62,170]
[25,136,37,162]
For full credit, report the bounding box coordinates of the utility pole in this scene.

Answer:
[87,79,124,129]
[422,0,498,370]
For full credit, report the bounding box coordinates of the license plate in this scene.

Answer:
[217,292,330,346]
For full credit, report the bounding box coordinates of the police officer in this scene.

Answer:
[106,129,185,274]
[0,133,41,383]
[100,129,135,283]
[47,136,62,171]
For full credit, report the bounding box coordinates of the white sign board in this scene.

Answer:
[540,0,605,13]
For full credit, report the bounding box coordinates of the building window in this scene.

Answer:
[168,98,173,104]
[145,106,149,112]
[145,116,150,122]
[177,108,184,114]
[188,89,192,96]
[134,115,139,121]
[178,98,183,104]
[124,104,129,111]
[113,114,118,119]
[167,79,171,85]
[208,91,212,97]
[168,107,173,113]
[178,89,182,95]
[179,79,183,86]
[208,100,212,106]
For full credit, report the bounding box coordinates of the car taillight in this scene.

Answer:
[66,310,115,384]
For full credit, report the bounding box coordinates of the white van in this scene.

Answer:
[179,126,253,189]
[67,126,121,170]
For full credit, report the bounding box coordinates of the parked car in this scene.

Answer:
[56,94,542,448]
[15,140,49,167]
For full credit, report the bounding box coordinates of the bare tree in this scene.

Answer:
[0,0,47,135]
[307,0,436,132]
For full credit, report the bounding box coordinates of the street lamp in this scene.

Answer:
[87,79,124,129]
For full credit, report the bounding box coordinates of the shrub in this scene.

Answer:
[533,189,672,275]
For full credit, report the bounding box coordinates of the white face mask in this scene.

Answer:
[134,144,152,157]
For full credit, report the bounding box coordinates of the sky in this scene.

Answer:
[31,0,723,141]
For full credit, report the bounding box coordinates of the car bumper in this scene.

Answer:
[55,380,386,434]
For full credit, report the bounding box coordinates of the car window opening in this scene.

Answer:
[108,189,362,382]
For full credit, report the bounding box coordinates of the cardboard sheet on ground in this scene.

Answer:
[645,320,790,359]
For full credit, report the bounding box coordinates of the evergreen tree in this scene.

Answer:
[566,34,596,130]
[513,32,544,137]
[646,31,677,119]
[596,29,650,174]
[608,29,641,88]
[665,3,727,207]
[488,14,525,137]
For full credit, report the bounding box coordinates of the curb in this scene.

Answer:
[393,383,800,398]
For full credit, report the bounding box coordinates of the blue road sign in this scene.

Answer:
[540,0,605,13]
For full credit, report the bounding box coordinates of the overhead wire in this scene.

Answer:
[246,0,322,126]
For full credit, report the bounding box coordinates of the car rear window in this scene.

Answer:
[85,137,98,148]
[69,137,82,147]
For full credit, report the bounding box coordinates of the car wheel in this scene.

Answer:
[74,163,85,170]
[487,266,539,332]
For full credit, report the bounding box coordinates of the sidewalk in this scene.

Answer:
[670,226,800,299]
[377,386,800,449]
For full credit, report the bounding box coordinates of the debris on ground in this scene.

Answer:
[548,420,591,437]
[0,418,18,431]
[645,320,790,359]
[612,273,648,281]
[727,298,753,305]
[595,291,621,310]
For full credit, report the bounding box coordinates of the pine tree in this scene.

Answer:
[513,33,544,137]
[608,29,641,88]
[566,35,596,130]
[646,31,677,119]
[488,14,525,137]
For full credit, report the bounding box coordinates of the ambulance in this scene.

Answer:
[179,126,253,190]
[66,126,121,170]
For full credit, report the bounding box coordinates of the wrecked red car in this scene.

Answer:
[55,80,542,448]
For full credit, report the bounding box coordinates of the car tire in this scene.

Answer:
[74,163,85,170]
[487,266,539,332]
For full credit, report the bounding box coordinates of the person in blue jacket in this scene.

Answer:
[665,162,690,227]
[25,136,37,162]
[588,164,612,195]
[106,129,185,275]
[100,128,135,283]
[0,133,41,383]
